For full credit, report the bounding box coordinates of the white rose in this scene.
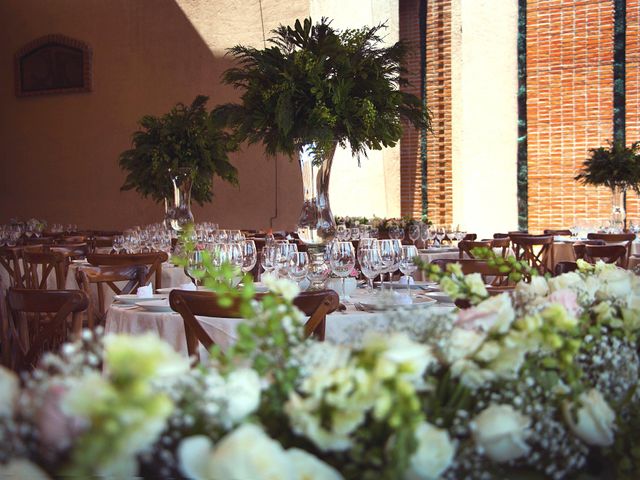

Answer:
[370,332,435,383]
[405,422,455,480]
[548,271,585,293]
[0,459,51,480]
[450,359,496,390]
[594,264,633,299]
[464,273,489,298]
[224,368,262,423]
[489,346,528,380]
[445,328,486,363]
[471,404,530,462]
[287,448,343,480]
[0,366,19,417]
[516,276,549,299]
[263,277,300,301]
[563,389,616,446]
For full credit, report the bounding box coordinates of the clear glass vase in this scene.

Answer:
[296,143,337,246]
[168,167,194,231]
[611,186,626,232]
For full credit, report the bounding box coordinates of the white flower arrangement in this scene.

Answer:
[2,261,640,479]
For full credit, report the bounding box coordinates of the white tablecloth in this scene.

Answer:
[105,289,454,357]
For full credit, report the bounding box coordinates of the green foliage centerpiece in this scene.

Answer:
[119,95,238,229]
[575,140,640,229]
[215,18,430,245]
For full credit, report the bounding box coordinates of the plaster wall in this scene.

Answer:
[451,0,519,238]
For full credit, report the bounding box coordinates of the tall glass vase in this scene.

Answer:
[611,185,626,232]
[169,167,194,231]
[296,143,337,246]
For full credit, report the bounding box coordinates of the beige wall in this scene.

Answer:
[451,0,519,238]
[0,0,308,231]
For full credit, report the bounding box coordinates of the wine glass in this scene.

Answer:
[336,224,350,242]
[260,246,277,280]
[241,240,257,275]
[378,239,401,289]
[288,252,309,286]
[350,227,360,241]
[112,235,125,254]
[435,226,446,247]
[399,245,419,298]
[329,241,356,300]
[275,242,298,278]
[360,247,383,293]
[407,224,420,246]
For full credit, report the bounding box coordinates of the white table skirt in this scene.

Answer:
[105,290,454,357]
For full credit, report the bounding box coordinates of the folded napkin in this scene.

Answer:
[179,282,197,291]
[137,284,153,298]
[399,275,415,285]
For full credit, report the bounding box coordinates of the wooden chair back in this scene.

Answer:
[543,229,572,236]
[586,233,636,267]
[76,264,147,329]
[92,236,116,251]
[58,235,88,244]
[458,240,492,259]
[169,289,340,360]
[584,245,628,266]
[490,237,511,258]
[0,247,25,288]
[572,239,606,260]
[86,252,168,289]
[509,234,554,275]
[21,250,68,290]
[5,288,88,372]
[51,242,90,260]
[462,233,477,241]
[430,258,512,285]
[554,261,578,275]
[23,236,55,246]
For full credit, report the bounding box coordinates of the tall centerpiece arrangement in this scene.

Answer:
[575,140,640,230]
[215,17,429,247]
[119,95,238,230]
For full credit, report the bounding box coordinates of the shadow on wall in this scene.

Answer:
[0,0,302,231]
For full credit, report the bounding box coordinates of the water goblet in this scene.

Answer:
[288,252,309,286]
[407,224,420,246]
[329,241,356,300]
[241,240,258,274]
[399,245,419,298]
[359,247,383,293]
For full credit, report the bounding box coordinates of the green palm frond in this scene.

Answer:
[575,140,640,193]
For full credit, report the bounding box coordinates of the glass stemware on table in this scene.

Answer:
[328,241,356,300]
[288,252,310,286]
[378,239,402,289]
[399,245,419,297]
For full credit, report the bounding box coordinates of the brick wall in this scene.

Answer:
[626,0,640,221]
[527,0,617,232]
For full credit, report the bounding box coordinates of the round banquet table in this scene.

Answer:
[105,289,454,358]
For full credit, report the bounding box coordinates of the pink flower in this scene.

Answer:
[549,289,580,317]
[456,308,498,332]
[37,384,87,455]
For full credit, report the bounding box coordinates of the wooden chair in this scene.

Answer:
[458,240,492,259]
[169,289,340,360]
[86,252,168,289]
[490,237,511,258]
[0,247,25,288]
[462,233,477,241]
[51,242,90,260]
[584,245,628,266]
[92,236,116,252]
[544,229,572,236]
[572,239,606,261]
[21,250,69,290]
[554,261,578,275]
[23,236,55,246]
[430,258,512,286]
[5,289,88,372]
[586,233,636,268]
[76,265,147,329]
[509,234,554,275]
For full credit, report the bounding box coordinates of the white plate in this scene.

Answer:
[386,281,437,290]
[359,296,437,311]
[155,286,209,294]
[420,291,452,303]
[114,294,167,304]
[135,299,174,312]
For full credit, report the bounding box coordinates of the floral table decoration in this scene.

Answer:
[2,257,640,479]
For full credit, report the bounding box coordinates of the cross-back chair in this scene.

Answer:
[4,288,88,372]
[509,234,554,275]
[584,245,628,266]
[51,242,90,260]
[543,229,572,236]
[0,247,25,288]
[430,258,514,287]
[572,239,606,261]
[21,250,69,290]
[586,233,636,268]
[86,252,168,289]
[554,261,578,276]
[76,264,147,329]
[458,240,492,259]
[490,237,511,258]
[169,289,340,361]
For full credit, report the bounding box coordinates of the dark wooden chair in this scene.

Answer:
[86,252,168,289]
[586,233,636,268]
[51,242,90,260]
[76,264,147,329]
[462,233,477,241]
[458,240,492,259]
[5,289,88,372]
[554,261,578,275]
[0,247,26,288]
[430,258,513,286]
[490,237,511,258]
[21,250,69,290]
[169,289,340,361]
[584,245,628,266]
[572,239,606,261]
[544,229,572,236]
[509,234,554,275]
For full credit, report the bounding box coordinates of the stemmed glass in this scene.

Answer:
[407,224,420,246]
[260,246,277,280]
[435,226,446,247]
[420,223,430,249]
[112,235,125,254]
[336,224,350,241]
[241,240,257,275]
[288,252,310,287]
[389,226,405,241]
[329,241,356,300]
[359,247,384,293]
[275,242,298,278]
[378,239,401,289]
[399,245,419,298]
